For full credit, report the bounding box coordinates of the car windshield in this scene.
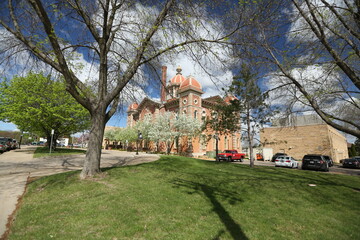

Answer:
[346,159,357,162]
[304,155,322,160]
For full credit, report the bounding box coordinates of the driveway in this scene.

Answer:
[0,146,159,239]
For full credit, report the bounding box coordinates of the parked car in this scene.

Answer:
[217,150,245,162]
[301,154,329,172]
[271,152,287,162]
[0,138,12,151]
[323,155,333,167]
[0,141,7,153]
[275,156,298,168]
[342,158,360,169]
[10,139,18,149]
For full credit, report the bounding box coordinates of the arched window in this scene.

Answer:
[194,110,197,119]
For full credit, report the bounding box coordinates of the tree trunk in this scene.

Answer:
[46,135,57,150]
[166,140,171,155]
[247,108,254,168]
[80,112,106,179]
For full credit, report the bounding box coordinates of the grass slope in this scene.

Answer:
[33,147,86,158]
[9,156,360,240]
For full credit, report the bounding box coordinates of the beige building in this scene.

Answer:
[260,115,349,163]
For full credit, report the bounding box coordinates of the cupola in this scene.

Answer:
[170,66,186,85]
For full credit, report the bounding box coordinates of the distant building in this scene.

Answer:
[261,115,349,162]
[127,66,242,156]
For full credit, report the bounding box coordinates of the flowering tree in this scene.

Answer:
[173,113,202,153]
[148,112,174,154]
[148,112,202,154]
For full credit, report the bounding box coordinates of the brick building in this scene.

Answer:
[127,66,242,156]
[260,115,349,162]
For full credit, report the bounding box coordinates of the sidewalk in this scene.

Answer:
[0,146,35,239]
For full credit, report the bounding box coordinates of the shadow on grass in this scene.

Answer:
[172,178,248,240]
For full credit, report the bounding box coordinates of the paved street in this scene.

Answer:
[0,146,159,238]
[233,159,360,176]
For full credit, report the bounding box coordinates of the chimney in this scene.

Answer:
[161,66,167,102]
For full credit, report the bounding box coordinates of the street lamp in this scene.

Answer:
[214,133,219,161]
[212,111,219,161]
[136,130,143,155]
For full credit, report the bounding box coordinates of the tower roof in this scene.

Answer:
[179,75,202,92]
[127,102,138,111]
[170,66,186,85]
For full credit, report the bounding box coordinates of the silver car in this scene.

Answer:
[275,156,298,168]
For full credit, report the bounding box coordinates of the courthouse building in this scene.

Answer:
[127,66,242,156]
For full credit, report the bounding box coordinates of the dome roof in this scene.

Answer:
[170,66,186,85]
[224,95,238,103]
[128,102,138,111]
[179,75,202,91]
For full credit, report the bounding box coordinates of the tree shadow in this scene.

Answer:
[172,178,249,240]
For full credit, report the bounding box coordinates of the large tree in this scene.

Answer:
[227,63,272,168]
[0,72,90,146]
[232,0,360,138]
[0,0,246,178]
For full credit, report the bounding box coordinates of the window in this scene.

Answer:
[194,99,198,105]
[194,110,197,119]
[202,110,206,121]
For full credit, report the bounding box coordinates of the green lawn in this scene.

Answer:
[33,147,86,158]
[8,156,360,240]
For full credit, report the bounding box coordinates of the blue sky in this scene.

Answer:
[0,121,18,131]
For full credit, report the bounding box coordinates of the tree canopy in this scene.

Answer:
[227,63,273,167]
[0,72,90,145]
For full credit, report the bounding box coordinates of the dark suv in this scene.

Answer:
[301,154,329,172]
[271,153,287,162]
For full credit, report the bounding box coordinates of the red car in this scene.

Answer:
[217,150,245,162]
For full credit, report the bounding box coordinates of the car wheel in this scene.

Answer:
[227,157,232,162]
